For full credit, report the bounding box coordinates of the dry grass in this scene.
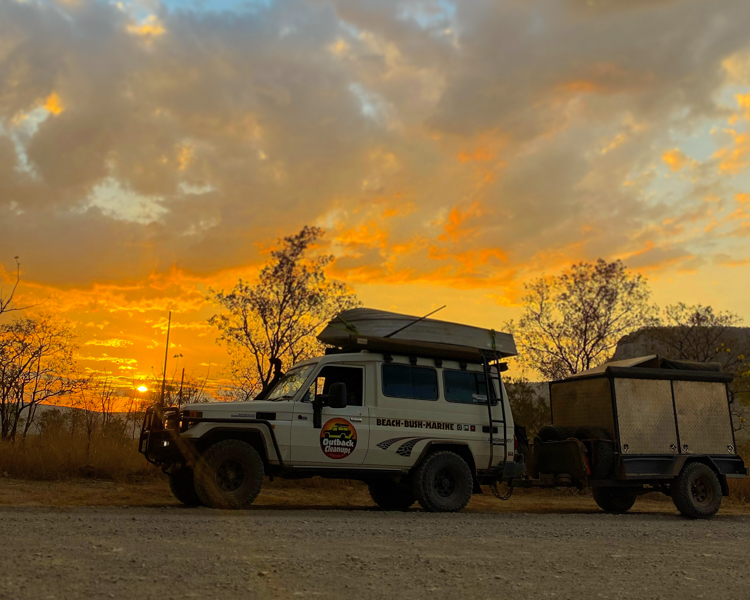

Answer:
[0,433,161,482]
[0,434,748,507]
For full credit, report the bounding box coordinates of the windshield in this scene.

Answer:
[264,364,316,401]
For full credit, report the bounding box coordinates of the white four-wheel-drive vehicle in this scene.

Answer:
[139,309,747,517]
[140,309,522,512]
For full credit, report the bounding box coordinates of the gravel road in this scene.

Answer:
[0,506,747,600]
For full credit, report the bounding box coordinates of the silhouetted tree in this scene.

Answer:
[650,303,745,369]
[510,259,657,380]
[0,314,79,441]
[210,226,360,399]
[0,257,22,318]
[505,378,550,439]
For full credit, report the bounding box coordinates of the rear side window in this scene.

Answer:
[382,364,438,400]
[444,370,490,404]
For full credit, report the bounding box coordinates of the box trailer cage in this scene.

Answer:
[548,355,747,482]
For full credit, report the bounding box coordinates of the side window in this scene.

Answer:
[312,366,364,407]
[382,364,438,400]
[444,370,491,404]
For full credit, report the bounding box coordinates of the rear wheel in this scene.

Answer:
[368,480,415,511]
[672,462,722,519]
[413,451,473,513]
[194,440,265,509]
[168,467,203,506]
[592,487,637,514]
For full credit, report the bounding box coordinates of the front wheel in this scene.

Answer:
[672,463,722,519]
[194,440,265,509]
[168,467,203,506]
[592,487,637,514]
[412,451,473,513]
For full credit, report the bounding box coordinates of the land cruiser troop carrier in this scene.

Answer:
[140,342,521,512]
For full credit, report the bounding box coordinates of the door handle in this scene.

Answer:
[350,417,362,422]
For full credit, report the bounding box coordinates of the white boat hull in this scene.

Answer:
[318,308,517,357]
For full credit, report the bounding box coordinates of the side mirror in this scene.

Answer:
[327,382,348,409]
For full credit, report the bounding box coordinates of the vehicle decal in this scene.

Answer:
[395,437,430,457]
[376,437,416,450]
[376,418,455,430]
[376,436,431,458]
[320,418,357,459]
[376,418,476,432]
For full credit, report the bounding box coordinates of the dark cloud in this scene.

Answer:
[1,0,749,292]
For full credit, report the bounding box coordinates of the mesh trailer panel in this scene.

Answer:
[673,381,735,455]
[614,379,678,455]
[550,378,615,437]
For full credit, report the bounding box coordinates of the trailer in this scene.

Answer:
[517,355,748,518]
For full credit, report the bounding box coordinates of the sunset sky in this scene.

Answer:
[1,0,750,392]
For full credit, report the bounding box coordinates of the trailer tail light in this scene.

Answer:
[514,436,518,451]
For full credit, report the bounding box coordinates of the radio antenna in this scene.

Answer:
[384,305,446,338]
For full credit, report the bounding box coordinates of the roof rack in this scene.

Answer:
[328,334,509,364]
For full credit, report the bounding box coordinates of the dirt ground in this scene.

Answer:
[1,478,749,599]
[2,476,750,514]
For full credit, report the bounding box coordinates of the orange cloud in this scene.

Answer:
[440,202,485,242]
[736,193,750,204]
[335,222,389,251]
[714,93,750,174]
[458,147,495,163]
[43,93,64,115]
[127,15,165,38]
[662,148,689,172]
[84,338,133,347]
[556,63,650,97]
[715,130,750,174]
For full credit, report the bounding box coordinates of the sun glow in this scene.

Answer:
[137,385,149,393]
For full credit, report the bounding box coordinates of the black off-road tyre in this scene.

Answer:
[592,487,637,514]
[194,440,265,509]
[168,467,203,506]
[412,451,473,513]
[573,427,615,479]
[672,462,723,519]
[538,425,574,442]
[368,481,415,511]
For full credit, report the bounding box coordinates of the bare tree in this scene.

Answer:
[0,315,79,441]
[210,226,360,397]
[648,303,746,369]
[510,259,657,380]
[0,257,22,318]
[70,375,118,456]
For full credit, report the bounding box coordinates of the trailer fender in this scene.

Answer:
[671,456,729,496]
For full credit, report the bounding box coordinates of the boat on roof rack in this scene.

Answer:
[317,307,517,360]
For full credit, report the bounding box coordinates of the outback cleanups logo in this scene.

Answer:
[320,418,357,459]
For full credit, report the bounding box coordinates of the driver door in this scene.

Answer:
[291,365,369,466]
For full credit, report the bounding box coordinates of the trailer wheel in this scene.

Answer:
[672,462,722,519]
[368,481,415,511]
[413,451,473,513]
[592,487,637,514]
[194,440,264,509]
[538,425,573,442]
[168,467,203,506]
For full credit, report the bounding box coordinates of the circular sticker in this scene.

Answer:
[320,418,357,459]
